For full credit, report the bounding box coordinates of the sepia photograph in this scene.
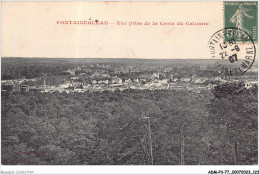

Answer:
[1,1,259,174]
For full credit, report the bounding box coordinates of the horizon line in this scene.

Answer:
[2,57,219,60]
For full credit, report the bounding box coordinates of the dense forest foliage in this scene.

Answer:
[1,82,257,165]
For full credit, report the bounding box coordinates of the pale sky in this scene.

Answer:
[1,2,250,59]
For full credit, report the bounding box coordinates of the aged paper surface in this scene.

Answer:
[1,1,258,175]
[3,2,224,58]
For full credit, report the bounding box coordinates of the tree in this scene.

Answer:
[208,83,258,165]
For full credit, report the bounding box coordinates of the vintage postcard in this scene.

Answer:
[1,1,259,175]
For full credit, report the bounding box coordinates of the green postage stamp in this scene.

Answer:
[224,1,258,42]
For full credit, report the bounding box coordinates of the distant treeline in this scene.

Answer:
[1,57,227,65]
[1,58,76,80]
[1,58,222,81]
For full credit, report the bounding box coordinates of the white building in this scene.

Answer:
[160,79,168,84]
[151,73,160,79]
[193,78,204,84]
[59,83,70,88]
[124,78,132,84]
[91,80,97,84]
[112,76,123,84]
[181,77,191,83]
[133,79,139,83]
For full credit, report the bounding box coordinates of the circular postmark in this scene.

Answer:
[208,27,256,75]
